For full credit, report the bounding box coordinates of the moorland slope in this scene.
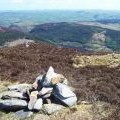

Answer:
[0,42,120,119]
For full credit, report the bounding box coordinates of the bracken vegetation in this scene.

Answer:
[0,42,120,119]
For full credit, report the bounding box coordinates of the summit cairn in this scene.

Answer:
[0,66,77,119]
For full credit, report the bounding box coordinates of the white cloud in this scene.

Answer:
[1,0,120,10]
[10,0,24,4]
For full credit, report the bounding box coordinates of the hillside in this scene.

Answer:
[1,22,120,52]
[0,42,120,119]
[0,26,26,46]
[0,10,120,52]
[30,22,120,51]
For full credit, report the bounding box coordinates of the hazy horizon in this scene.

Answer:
[1,9,120,12]
[0,0,120,11]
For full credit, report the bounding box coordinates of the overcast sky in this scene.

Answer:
[0,0,120,11]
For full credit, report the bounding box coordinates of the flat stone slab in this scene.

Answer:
[8,84,32,93]
[0,99,28,111]
[43,103,65,115]
[0,91,28,99]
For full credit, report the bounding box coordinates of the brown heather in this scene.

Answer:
[0,42,120,119]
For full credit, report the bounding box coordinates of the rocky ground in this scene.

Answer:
[0,42,120,120]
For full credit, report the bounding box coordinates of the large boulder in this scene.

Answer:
[0,99,28,111]
[8,84,32,93]
[43,103,65,115]
[0,91,28,100]
[52,83,77,107]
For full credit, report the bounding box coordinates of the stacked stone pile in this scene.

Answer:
[0,67,77,119]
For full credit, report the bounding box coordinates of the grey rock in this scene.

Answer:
[15,110,33,119]
[35,75,44,82]
[0,91,28,99]
[42,66,68,86]
[33,114,49,120]
[8,84,32,93]
[43,103,65,115]
[38,87,53,98]
[28,92,38,110]
[42,66,55,86]
[42,93,51,99]
[33,98,43,111]
[45,98,52,104]
[0,99,27,110]
[53,83,77,107]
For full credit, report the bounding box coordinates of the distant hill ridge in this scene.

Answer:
[0,22,120,52]
[30,22,120,51]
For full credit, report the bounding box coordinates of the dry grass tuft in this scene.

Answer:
[49,102,116,120]
[72,53,120,68]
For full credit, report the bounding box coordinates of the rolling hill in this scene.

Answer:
[0,10,120,52]
[1,22,120,52]
[0,26,26,46]
[30,22,120,51]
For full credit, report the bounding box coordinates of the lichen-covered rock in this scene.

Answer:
[51,74,68,85]
[0,99,28,110]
